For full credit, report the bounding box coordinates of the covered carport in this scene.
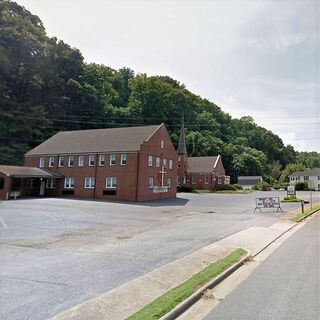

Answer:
[0,165,62,200]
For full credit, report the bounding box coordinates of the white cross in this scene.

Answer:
[159,165,166,187]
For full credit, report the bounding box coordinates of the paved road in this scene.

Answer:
[0,191,315,320]
[205,215,320,320]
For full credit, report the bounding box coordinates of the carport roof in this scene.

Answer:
[0,165,62,178]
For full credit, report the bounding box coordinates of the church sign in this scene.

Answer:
[254,197,282,212]
[153,186,168,193]
[287,185,296,197]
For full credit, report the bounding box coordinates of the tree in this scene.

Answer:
[279,163,308,183]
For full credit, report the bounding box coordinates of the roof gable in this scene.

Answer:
[25,125,162,156]
[187,156,218,172]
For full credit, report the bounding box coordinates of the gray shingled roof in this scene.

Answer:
[0,166,62,178]
[25,124,162,156]
[289,170,320,177]
[237,176,262,185]
[187,156,218,172]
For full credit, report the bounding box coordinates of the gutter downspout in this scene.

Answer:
[94,153,98,199]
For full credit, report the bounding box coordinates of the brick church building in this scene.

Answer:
[177,120,230,191]
[0,124,177,201]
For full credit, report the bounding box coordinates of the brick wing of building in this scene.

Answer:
[0,124,177,201]
[176,119,230,190]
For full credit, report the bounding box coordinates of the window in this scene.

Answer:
[148,155,153,167]
[205,175,209,184]
[167,178,171,188]
[148,177,154,188]
[120,154,127,165]
[99,155,105,166]
[160,140,164,148]
[27,179,34,189]
[58,157,64,167]
[304,176,309,181]
[218,178,222,184]
[110,154,116,166]
[0,177,4,189]
[46,178,56,189]
[88,155,95,166]
[78,155,84,167]
[318,176,320,180]
[64,178,74,189]
[106,177,117,189]
[163,159,167,168]
[84,177,95,189]
[49,157,54,167]
[156,157,160,168]
[169,160,173,169]
[192,175,196,184]
[39,157,45,168]
[68,156,74,167]
[178,156,181,162]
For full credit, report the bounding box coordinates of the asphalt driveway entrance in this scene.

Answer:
[0,192,306,320]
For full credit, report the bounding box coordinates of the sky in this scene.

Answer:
[17,0,320,152]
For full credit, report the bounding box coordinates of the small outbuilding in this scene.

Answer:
[237,176,262,189]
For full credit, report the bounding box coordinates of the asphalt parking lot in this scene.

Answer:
[0,191,314,320]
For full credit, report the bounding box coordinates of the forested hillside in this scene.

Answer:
[0,1,319,183]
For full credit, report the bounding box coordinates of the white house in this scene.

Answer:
[289,170,320,191]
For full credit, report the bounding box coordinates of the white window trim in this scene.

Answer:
[88,155,95,167]
[160,140,164,148]
[156,157,160,168]
[58,157,64,167]
[84,177,95,189]
[109,154,116,166]
[39,157,45,168]
[148,155,153,167]
[64,178,74,189]
[167,178,171,188]
[148,177,154,189]
[99,155,105,166]
[49,157,54,168]
[78,155,84,167]
[120,154,127,166]
[106,177,117,189]
[68,156,74,167]
[169,160,173,169]
[205,175,209,184]
[46,178,56,189]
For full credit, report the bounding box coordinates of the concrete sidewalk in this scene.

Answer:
[49,216,298,320]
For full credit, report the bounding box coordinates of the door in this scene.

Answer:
[39,180,45,196]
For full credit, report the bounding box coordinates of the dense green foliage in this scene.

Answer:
[0,1,319,182]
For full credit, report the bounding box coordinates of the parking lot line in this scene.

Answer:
[42,212,58,221]
[0,216,8,229]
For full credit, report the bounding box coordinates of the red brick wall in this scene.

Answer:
[24,125,177,202]
[0,173,10,200]
[187,172,213,190]
[137,124,177,201]
[177,154,188,184]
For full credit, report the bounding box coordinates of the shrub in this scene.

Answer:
[216,184,243,191]
[253,181,269,191]
[295,181,307,191]
[273,182,281,190]
[177,184,193,192]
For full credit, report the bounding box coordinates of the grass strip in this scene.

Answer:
[292,204,320,222]
[281,198,303,203]
[214,190,253,194]
[127,248,247,320]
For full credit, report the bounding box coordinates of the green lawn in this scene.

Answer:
[281,196,303,203]
[292,204,320,222]
[127,248,247,320]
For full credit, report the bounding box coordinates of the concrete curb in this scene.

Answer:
[160,252,251,320]
[294,207,320,222]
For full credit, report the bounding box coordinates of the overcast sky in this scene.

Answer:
[18,0,319,152]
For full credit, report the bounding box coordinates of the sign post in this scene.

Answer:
[254,197,282,213]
